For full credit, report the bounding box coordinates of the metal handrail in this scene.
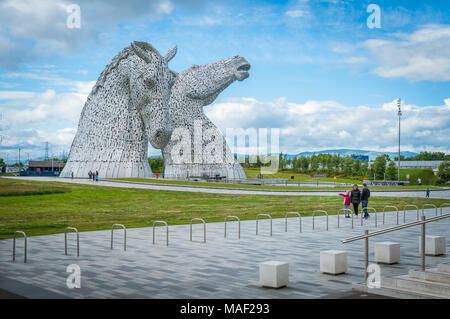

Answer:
[13,231,27,263]
[440,203,450,216]
[285,212,302,233]
[190,218,206,243]
[403,204,419,223]
[361,207,377,227]
[153,221,169,246]
[64,227,79,257]
[224,216,240,239]
[312,210,328,231]
[256,214,272,236]
[382,206,399,225]
[111,224,126,251]
[337,208,353,229]
[342,214,450,279]
[422,203,438,217]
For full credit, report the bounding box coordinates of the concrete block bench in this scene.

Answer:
[419,235,446,256]
[320,250,347,275]
[375,242,400,264]
[259,261,289,288]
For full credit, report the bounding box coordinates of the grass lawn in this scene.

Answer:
[244,168,359,184]
[111,177,444,191]
[0,177,448,239]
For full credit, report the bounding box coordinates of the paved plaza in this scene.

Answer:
[1,207,449,298]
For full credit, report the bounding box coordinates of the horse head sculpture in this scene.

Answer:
[163,55,250,179]
[61,41,177,178]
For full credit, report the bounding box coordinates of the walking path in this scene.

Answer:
[5,176,450,199]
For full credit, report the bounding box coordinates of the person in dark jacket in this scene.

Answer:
[361,183,371,219]
[350,184,361,217]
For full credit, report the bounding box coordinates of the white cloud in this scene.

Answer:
[0,78,94,159]
[285,10,309,18]
[0,0,190,68]
[205,97,450,154]
[361,25,450,81]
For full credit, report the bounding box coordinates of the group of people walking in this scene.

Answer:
[338,183,371,219]
[88,170,99,182]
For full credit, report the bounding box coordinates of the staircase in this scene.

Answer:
[353,263,450,299]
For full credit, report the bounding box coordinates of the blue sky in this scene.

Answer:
[0,0,449,162]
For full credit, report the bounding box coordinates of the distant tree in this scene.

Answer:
[0,158,5,167]
[300,156,310,171]
[148,157,164,173]
[352,158,362,176]
[361,160,369,177]
[437,160,450,183]
[385,161,397,180]
[402,151,448,161]
[343,157,353,176]
[310,154,319,171]
[372,155,388,180]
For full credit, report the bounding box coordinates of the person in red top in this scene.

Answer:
[338,191,351,218]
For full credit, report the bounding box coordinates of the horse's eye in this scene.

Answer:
[144,78,156,89]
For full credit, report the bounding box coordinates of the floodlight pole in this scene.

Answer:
[397,98,402,182]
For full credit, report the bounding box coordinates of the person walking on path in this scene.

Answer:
[361,183,371,219]
[88,170,92,180]
[426,188,430,198]
[95,171,99,182]
[338,191,351,218]
[350,184,361,217]
[71,171,74,179]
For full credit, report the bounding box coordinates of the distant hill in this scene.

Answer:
[287,149,418,161]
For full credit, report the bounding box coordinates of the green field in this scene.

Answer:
[111,177,444,191]
[0,177,448,239]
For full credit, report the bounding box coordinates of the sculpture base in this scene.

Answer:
[164,163,246,179]
[60,161,153,179]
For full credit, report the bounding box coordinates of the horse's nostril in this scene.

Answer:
[237,64,250,71]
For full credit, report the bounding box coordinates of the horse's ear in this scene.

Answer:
[131,41,162,62]
[132,41,151,63]
[164,45,178,63]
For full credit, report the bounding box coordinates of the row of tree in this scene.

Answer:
[395,151,450,161]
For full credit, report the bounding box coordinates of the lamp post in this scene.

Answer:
[397,98,402,182]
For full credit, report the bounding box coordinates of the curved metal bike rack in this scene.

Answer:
[361,207,377,227]
[256,214,272,236]
[403,204,419,223]
[440,203,450,216]
[382,206,399,225]
[285,212,302,233]
[312,210,328,231]
[422,203,438,217]
[337,208,353,229]
[153,221,169,246]
[13,231,27,263]
[224,216,240,239]
[190,218,206,243]
[64,227,79,257]
[111,224,127,251]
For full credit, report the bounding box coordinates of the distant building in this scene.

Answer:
[368,160,443,170]
[396,161,443,170]
[20,160,65,176]
[352,155,369,162]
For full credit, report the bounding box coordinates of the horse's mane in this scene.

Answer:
[90,45,133,95]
